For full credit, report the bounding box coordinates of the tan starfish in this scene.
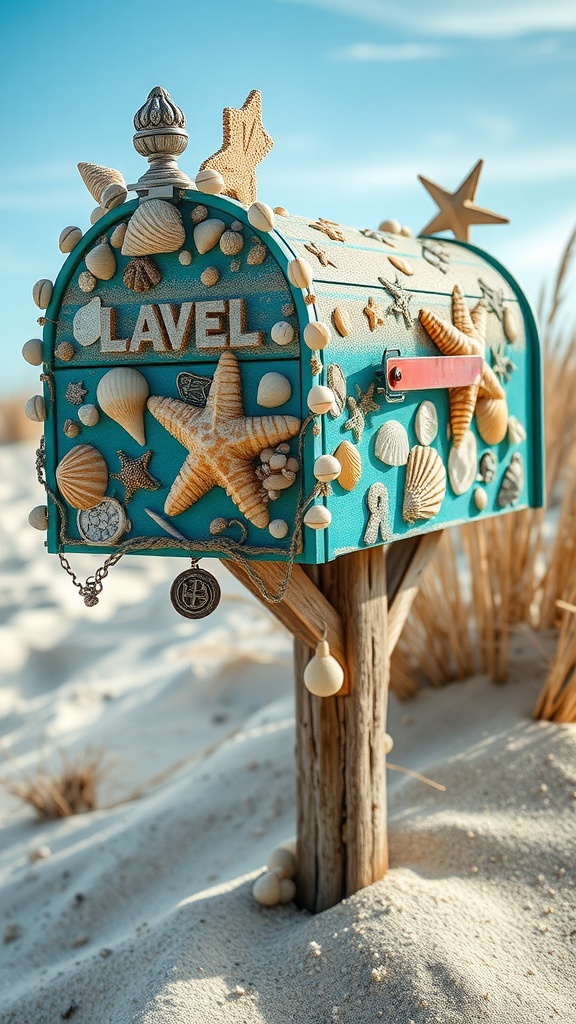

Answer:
[304,241,337,268]
[199,90,274,206]
[309,218,346,243]
[363,297,385,331]
[419,284,506,446]
[344,384,380,443]
[111,450,160,504]
[147,352,300,529]
[418,159,509,242]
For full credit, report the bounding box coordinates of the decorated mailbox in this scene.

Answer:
[26,86,543,618]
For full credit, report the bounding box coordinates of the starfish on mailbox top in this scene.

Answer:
[418,159,509,243]
[147,352,300,529]
[199,89,274,207]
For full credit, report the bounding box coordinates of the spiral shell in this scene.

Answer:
[59,226,82,253]
[327,364,346,418]
[96,367,149,445]
[475,397,508,445]
[219,230,244,255]
[247,242,267,266]
[479,451,496,484]
[85,243,116,281]
[63,419,80,438]
[415,400,438,446]
[121,200,185,256]
[497,453,524,508]
[193,218,225,255]
[374,420,409,466]
[55,444,108,510]
[448,429,477,496]
[334,440,361,491]
[332,306,352,337]
[402,445,446,524]
[123,256,162,292]
[77,162,126,204]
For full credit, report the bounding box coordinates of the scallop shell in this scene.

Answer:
[257,372,291,408]
[195,168,225,195]
[314,455,341,482]
[327,364,346,418]
[448,429,477,495]
[476,397,508,445]
[288,257,313,290]
[269,519,289,539]
[59,226,82,253]
[374,420,409,466]
[388,255,414,276]
[73,297,101,347]
[474,487,488,511]
[55,444,108,510]
[78,404,99,427]
[247,202,275,233]
[193,218,225,255]
[503,306,519,343]
[28,505,48,531]
[77,162,126,204]
[63,419,80,438]
[85,243,116,281]
[247,242,267,265]
[22,339,43,366]
[303,505,332,530]
[55,342,75,362]
[303,322,331,351]
[507,416,526,445]
[497,453,524,508]
[271,321,294,346]
[479,451,496,484]
[402,445,446,524]
[122,200,185,257]
[334,440,361,491]
[78,271,97,293]
[33,279,53,309]
[307,385,334,415]
[96,367,149,445]
[25,395,46,423]
[191,204,209,225]
[415,401,438,446]
[200,266,220,288]
[332,306,352,337]
[101,182,128,211]
[123,256,162,292]
[110,223,128,249]
[220,230,244,255]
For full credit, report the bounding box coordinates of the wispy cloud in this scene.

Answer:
[328,42,445,61]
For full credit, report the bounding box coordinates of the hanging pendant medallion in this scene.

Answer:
[170,565,221,618]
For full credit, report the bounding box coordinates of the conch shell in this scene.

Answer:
[56,444,108,510]
[121,200,185,256]
[96,367,149,445]
[402,445,446,524]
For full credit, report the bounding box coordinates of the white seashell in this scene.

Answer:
[63,419,80,438]
[332,306,352,337]
[279,878,297,904]
[415,401,438,446]
[257,372,291,408]
[314,455,341,482]
[269,453,287,470]
[271,321,294,346]
[77,162,126,204]
[303,322,331,351]
[266,846,296,879]
[327,364,346,418]
[22,338,43,366]
[388,255,414,276]
[28,505,48,531]
[384,733,394,754]
[253,871,281,907]
[334,441,361,491]
[303,505,332,530]
[286,457,299,473]
[90,207,106,225]
[267,490,280,501]
[78,404,99,427]
[55,444,108,510]
[274,206,289,217]
[304,639,344,696]
[448,429,477,495]
[24,395,46,422]
[479,451,496,484]
[200,266,220,287]
[219,230,244,255]
[263,473,294,491]
[400,225,412,237]
[59,226,82,253]
[96,367,149,445]
[193,218,226,254]
[497,452,524,508]
[476,397,508,446]
[110,222,127,249]
[474,487,488,511]
[101,182,128,211]
[269,519,289,539]
[307,385,334,415]
[378,219,401,234]
[402,445,446,524]
[503,306,519,343]
[85,243,116,281]
[195,168,225,195]
[247,242,267,265]
[78,270,97,293]
[248,202,275,233]
[191,204,209,224]
[276,443,291,454]
[55,342,75,362]
[178,249,192,266]
[374,420,409,466]
[73,296,102,347]
[122,200,185,256]
[260,447,274,463]
[508,416,526,445]
[288,257,313,290]
[33,279,53,309]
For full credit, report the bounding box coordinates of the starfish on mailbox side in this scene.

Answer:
[147,352,300,529]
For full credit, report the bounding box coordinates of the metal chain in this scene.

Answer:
[58,550,124,607]
[35,436,46,485]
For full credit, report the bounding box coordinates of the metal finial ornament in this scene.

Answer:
[131,86,193,191]
[170,561,221,619]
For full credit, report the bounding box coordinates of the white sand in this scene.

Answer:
[1,440,575,1024]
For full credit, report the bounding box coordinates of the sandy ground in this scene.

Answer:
[1,440,575,1024]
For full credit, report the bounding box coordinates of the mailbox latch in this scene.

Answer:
[375,348,484,403]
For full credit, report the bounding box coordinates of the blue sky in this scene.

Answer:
[1,0,575,397]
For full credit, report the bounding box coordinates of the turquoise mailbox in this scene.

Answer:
[27,87,543,615]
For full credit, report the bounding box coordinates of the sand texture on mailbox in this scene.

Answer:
[1,439,575,1024]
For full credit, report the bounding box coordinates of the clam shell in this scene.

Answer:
[503,306,519,343]
[288,257,313,290]
[55,342,75,362]
[122,200,185,257]
[63,419,80,438]
[193,218,225,255]
[101,182,127,211]
[415,400,438,446]
[195,168,225,195]
[73,297,102,347]
[33,279,53,309]
[123,256,162,292]
[378,219,401,234]
[388,255,413,276]
[402,445,446,524]
[59,226,82,253]
[303,322,331,351]
[474,487,488,511]
[28,505,48,531]
[374,420,409,466]
[307,385,334,415]
[77,162,126,204]
[327,364,346,418]
[479,451,496,484]
[269,519,289,539]
[90,207,106,225]
[22,339,43,366]
[78,271,97,293]
[248,202,275,233]
[497,453,524,508]
[247,242,267,265]
[476,397,508,445]
[314,454,341,482]
[271,321,294,346]
[220,230,244,255]
[200,266,220,288]
[507,416,526,445]
[85,243,116,281]
[448,429,477,495]
[96,367,149,445]
[303,505,332,530]
[25,395,46,423]
[257,372,291,408]
[191,204,209,224]
[55,444,108,510]
[332,306,351,337]
[334,440,362,491]
[110,223,127,249]
[78,404,99,427]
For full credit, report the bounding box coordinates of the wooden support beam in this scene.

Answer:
[386,531,443,653]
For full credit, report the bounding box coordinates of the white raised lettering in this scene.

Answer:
[158,302,194,351]
[129,305,168,352]
[195,300,228,349]
[229,298,265,347]
[100,306,129,353]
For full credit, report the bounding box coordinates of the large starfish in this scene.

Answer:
[418,159,509,242]
[199,90,274,206]
[419,284,506,447]
[147,352,300,529]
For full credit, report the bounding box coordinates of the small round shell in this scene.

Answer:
[288,257,313,290]
[78,270,97,293]
[374,420,409,466]
[257,372,291,408]
[110,222,128,249]
[263,473,295,492]
[304,640,344,696]
[85,242,116,281]
[59,226,82,253]
[200,266,220,288]
[193,218,225,255]
[63,419,80,438]
[78,404,99,427]
[378,219,401,234]
[307,385,334,415]
[332,306,352,337]
[274,206,290,217]
[55,342,75,362]
[303,506,332,530]
[384,733,394,754]
[28,505,48,531]
[247,242,267,265]
[474,487,488,511]
[448,430,477,495]
[266,846,296,880]
[303,322,331,351]
[314,455,341,482]
[219,230,244,255]
[191,204,209,224]
[271,321,294,346]
[334,441,361,491]
[32,279,53,309]
[24,395,46,423]
[231,220,243,232]
[503,306,519,343]
[279,879,297,904]
[101,182,128,211]
[476,397,508,446]
[269,453,287,470]
[253,871,281,907]
[178,250,192,266]
[195,168,225,195]
[415,401,438,446]
[248,202,275,233]
[22,338,43,366]
[90,207,106,225]
[269,519,289,539]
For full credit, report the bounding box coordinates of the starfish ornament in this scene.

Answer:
[111,450,160,504]
[378,275,414,329]
[363,296,385,331]
[199,90,274,206]
[66,381,87,405]
[147,352,300,529]
[344,384,380,443]
[478,278,505,321]
[418,159,509,242]
[419,283,506,447]
[309,218,346,243]
[304,241,337,268]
